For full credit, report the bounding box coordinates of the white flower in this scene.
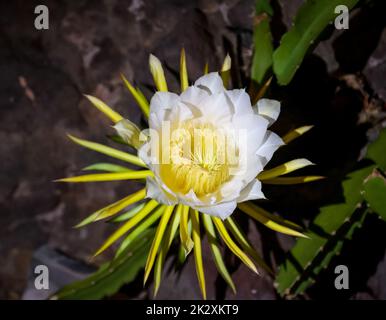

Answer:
[138,72,283,219]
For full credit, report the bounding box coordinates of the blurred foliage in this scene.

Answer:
[364,178,386,221]
[275,128,386,297]
[251,0,359,86]
[53,229,155,299]
[251,0,273,85]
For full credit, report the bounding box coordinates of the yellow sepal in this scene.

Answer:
[282,125,313,144]
[84,95,123,123]
[191,210,206,299]
[94,200,159,256]
[258,158,314,180]
[179,205,194,256]
[149,54,168,92]
[120,74,150,117]
[55,170,152,183]
[143,205,175,284]
[238,202,308,238]
[212,217,258,274]
[67,134,146,168]
[180,48,189,92]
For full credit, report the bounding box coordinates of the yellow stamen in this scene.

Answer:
[160,122,231,196]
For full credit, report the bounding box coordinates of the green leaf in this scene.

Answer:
[255,0,273,15]
[111,203,146,223]
[275,165,374,296]
[53,228,155,300]
[366,128,386,171]
[115,205,165,257]
[154,205,181,296]
[177,243,187,265]
[275,127,386,296]
[273,0,359,85]
[364,176,386,221]
[94,200,158,256]
[251,0,274,85]
[202,214,236,293]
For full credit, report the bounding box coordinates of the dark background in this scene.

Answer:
[0,0,385,300]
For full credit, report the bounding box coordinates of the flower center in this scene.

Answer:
[160,122,230,197]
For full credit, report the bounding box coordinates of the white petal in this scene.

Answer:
[230,153,263,182]
[138,140,161,174]
[180,86,209,108]
[237,179,265,202]
[146,176,178,205]
[232,112,268,133]
[137,141,152,166]
[149,91,180,115]
[226,89,253,116]
[256,131,284,167]
[149,91,180,130]
[219,179,244,199]
[194,72,224,95]
[169,101,195,124]
[148,92,179,130]
[197,201,237,220]
[179,189,204,206]
[256,98,281,126]
[198,92,233,123]
[232,113,269,154]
